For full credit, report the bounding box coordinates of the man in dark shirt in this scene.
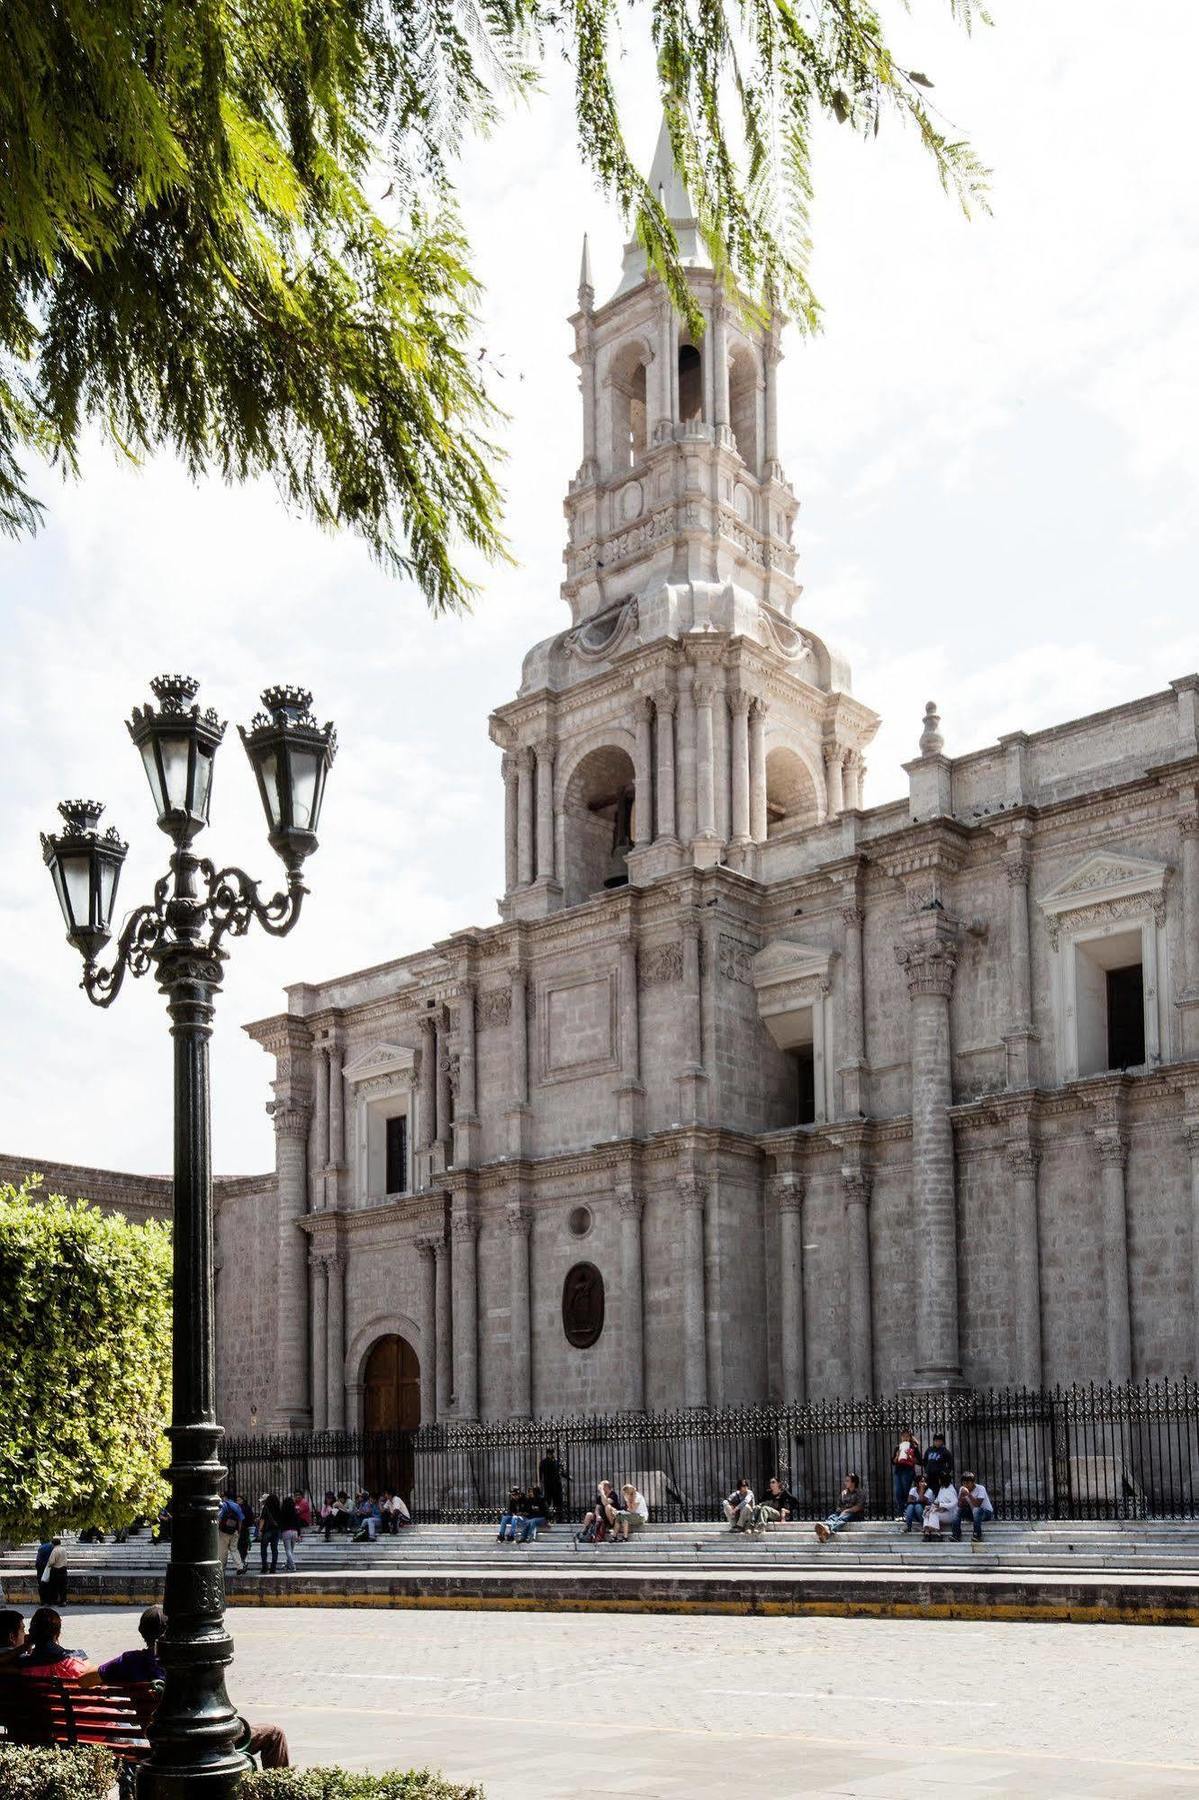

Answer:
[538,1451,565,1520]
[923,1435,954,1492]
[756,1476,801,1526]
[0,1609,26,1669]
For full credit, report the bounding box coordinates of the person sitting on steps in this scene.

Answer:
[755,1476,801,1528]
[953,1473,995,1541]
[576,1480,616,1543]
[902,1475,933,1534]
[814,1472,866,1543]
[722,1478,756,1532]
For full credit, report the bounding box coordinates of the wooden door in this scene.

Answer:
[363,1335,420,1503]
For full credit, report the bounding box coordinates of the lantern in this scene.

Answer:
[239,686,337,870]
[41,800,128,960]
[126,674,226,845]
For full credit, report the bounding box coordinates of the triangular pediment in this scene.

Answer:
[1040,851,1169,916]
[342,1041,417,1084]
[752,938,834,988]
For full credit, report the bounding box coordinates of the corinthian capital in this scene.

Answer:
[1096,1133,1128,1170]
[841,1169,871,1209]
[268,1097,311,1139]
[894,937,959,1000]
[677,1177,707,1211]
[768,1173,804,1214]
[617,1188,645,1220]
[505,1201,531,1237]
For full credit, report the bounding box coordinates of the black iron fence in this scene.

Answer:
[225,1378,1199,1525]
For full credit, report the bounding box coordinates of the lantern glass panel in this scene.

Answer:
[61,854,93,931]
[160,735,193,812]
[288,749,320,830]
[98,858,119,930]
[139,742,166,816]
[258,750,282,829]
[49,859,71,932]
[193,746,214,821]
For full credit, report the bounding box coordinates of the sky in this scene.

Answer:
[1,1,1197,1178]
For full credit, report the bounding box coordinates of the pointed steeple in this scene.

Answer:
[648,114,695,225]
[577,233,594,312]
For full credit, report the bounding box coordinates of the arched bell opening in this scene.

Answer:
[562,744,638,906]
[729,344,762,474]
[765,746,820,836]
[678,342,703,424]
[608,342,651,472]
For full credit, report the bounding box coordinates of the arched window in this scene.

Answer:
[678,342,703,423]
[608,344,649,472]
[562,744,638,905]
[729,345,761,473]
[765,747,820,836]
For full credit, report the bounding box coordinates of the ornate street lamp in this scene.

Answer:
[41,675,336,1800]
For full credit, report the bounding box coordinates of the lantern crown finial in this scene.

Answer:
[150,674,201,710]
[58,799,106,832]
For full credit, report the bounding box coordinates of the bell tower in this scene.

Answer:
[490,119,879,919]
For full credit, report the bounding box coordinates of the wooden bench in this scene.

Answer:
[0,1675,154,1795]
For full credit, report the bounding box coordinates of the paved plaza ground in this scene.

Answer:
[65,1604,1197,1797]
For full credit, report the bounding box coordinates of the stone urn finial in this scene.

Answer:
[919,700,944,757]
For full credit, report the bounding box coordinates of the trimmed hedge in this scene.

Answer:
[242,1772,484,1799]
[0,1749,483,1800]
[0,1747,114,1800]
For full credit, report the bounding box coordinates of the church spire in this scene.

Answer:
[647,113,695,224]
[577,233,594,312]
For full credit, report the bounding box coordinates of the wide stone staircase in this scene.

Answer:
[5,1519,1199,1580]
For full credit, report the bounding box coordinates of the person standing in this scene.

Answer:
[259,1493,283,1574]
[43,1539,69,1605]
[34,1540,53,1601]
[890,1426,922,1517]
[923,1434,954,1493]
[278,1492,301,1572]
[539,1449,565,1521]
[217,1495,244,1572]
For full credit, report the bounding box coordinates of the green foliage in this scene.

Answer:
[0,0,987,606]
[0,1747,115,1800]
[243,1771,484,1800]
[0,1180,172,1541]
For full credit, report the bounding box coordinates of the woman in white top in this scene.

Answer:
[610,1483,649,1540]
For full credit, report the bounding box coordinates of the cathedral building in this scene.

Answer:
[15,127,1199,1436]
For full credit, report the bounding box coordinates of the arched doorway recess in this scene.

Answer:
[363,1334,420,1501]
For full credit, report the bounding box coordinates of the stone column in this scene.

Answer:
[619,1190,646,1411]
[451,1207,479,1420]
[729,692,751,843]
[459,985,477,1119]
[310,1254,328,1431]
[654,299,673,440]
[507,1203,532,1417]
[694,681,717,842]
[683,917,703,1072]
[895,924,962,1387]
[843,753,863,811]
[313,1044,331,1176]
[578,343,597,477]
[1186,1119,1199,1378]
[436,1013,452,1151]
[619,937,640,1082]
[1004,840,1035,1088]
[749,698,769,842]
[843,1170,873,1396]
[1097,1133,1132,1384]
[1180,813,1199,1054]
[713,302,730,433]
[328,1043,345,1172]
[774,1176,805,1402]
[417,1015,437,1153]
[633,697,654,847]
[271,1098,312,1427]
[677,670,697,845]
[764,333,781,476]
[433,1237,452,1418]
[534,739,555,882]
[1007,1144,1042,1389]
[516,746,534,887]
[326,1251,346,1430]
[502,752,519,893]
[654,693,677,841]
[510,966,529,1107]
[678,1178,708,1408]
[840,901,866,1117]
[824,745,844,819]
[416,1238,437,1424]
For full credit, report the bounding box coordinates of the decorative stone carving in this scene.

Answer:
[677,1177,707,1211]
[640,942,683,986]
[616,1189,645,1220]
[1005,1145,1039,1179]
[1045,892,1166,950]
[268,1099,311,1139]
[478,989,512,1028]
[718,933,754,985]
[562,1261,604,1348]
[1096,1134,1129,1169]
[919,701,944,757]
[768,1173,804,1214]
[505,1202,532,1237]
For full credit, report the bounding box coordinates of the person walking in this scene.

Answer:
[890,1426,922,1517]
[217,1495,244,1572]
[258,1493,283,1574]
[278,1492,302,1572]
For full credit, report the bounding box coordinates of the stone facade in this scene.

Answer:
[16,129,1199,1432]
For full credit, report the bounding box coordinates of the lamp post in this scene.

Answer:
[40,675,336,1799]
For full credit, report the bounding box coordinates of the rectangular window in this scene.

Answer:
[791,1045,816,1126]
[385,1114,408,1195]
[1106,963,1146,1069]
